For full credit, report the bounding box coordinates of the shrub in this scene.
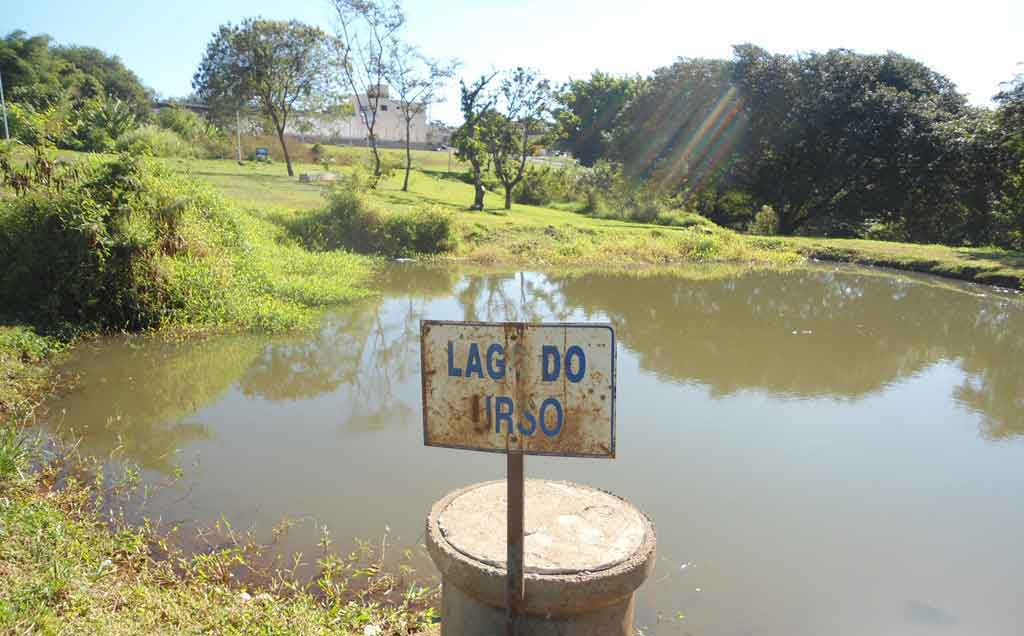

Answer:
[748,205,780,235]
[0,154,220,329]
[514,166,576,206]
[116,125,196,158]
[293,188,458,257]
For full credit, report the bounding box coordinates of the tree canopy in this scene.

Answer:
[0,30,151,114]
[193,19,335,176]
[554,45,1021,247]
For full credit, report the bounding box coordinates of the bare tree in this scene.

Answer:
[386,42,458,191]
[329,0,404,184]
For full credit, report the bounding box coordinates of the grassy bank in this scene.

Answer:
[0,429,436,635]
[175,150,1024,288]
[778,237,1024,290]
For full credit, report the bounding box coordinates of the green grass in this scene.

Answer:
[0,325,65,415]
[172,145,1023,289]
[0,427,437,635]
[775,236,1024,290]
[176,149,802,270]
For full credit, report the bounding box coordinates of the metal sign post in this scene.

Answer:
[506,450,524,636]
[420,321,617,635]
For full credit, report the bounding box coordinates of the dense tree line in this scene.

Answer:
[556,46,1024,248]
[0,31,151,115]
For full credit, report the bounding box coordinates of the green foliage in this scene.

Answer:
[73,96,138,152]
[514,165,577,205]
[50,44,151,115]
[0,154,185,328]
[555,71,637,166]
[192,19,335,176]
[730,45,992,239]
[0,153,375,334]
[115,125,196,158]
[452,73,498,210]
[748,205,780,235]
[1,31,148,112]
[614,58,742,192]
[991,74,1024,250]
[7,101,75,149]
[483,68,553,209]
[0,423,27,482]
[294,187,458,257]
[155,105,203,140]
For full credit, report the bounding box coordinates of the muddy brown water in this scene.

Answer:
[39,263,1024,635]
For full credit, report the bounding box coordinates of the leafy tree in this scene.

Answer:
[555,71,637,166]
[386,42,457,191]
[992,73,1024,248]
[452,73,497,210]
[329,0,405,183]
[612,58,745,199]
[193,19,334,177]
[730,44,984,238]
[482,68,552,210]
[0,31,68,108]
[52,45,151,116]
[0,31,150,117]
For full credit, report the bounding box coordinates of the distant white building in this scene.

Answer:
[285,86,431,146]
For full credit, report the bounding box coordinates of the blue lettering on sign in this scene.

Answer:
[447,340,592,440]
[565,345,586,383]
[539,398,564,436]
[465,343,484,378]
[486,344,505,379]
[494,396,514,433]
[542,345,560,381]
[447,341,462,377]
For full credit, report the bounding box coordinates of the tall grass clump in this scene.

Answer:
[116,125,197,159]
[0,153,375,334]
[0,153,193,329]
[294,186,458,258]
[513,165,578,206]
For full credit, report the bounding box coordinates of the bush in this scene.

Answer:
[116,125,196,158]
[0,155,177,328]
[514,166,576,206]
[293,188,458,257]
[748,205,780,235]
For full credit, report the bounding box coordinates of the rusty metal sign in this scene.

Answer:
[420,321,616,458]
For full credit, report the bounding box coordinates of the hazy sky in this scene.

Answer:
[7,0,1023,123]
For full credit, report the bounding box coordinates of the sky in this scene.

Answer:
[6,0,1023,124]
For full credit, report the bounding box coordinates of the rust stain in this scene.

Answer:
[421,321,615,458]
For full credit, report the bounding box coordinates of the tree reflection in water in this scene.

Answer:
[41,264,1024,477]
[551,268,1024,438]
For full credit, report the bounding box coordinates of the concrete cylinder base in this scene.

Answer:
[426,479,656,636]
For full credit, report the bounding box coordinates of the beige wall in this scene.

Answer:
[285,96,429,144]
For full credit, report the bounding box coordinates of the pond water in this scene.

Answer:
[40,264,1024,635]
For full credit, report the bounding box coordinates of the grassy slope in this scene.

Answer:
[181,147,1024,288]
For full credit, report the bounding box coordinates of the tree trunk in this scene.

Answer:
[403,119,412,192]
[471,162,486,210]
[275,125,294,177]
[369,132,382,183]
[504,185,512,210]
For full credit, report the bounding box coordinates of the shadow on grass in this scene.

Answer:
[955,248,1024,270]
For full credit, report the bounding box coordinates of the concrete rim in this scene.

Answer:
[426,479,656,616]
